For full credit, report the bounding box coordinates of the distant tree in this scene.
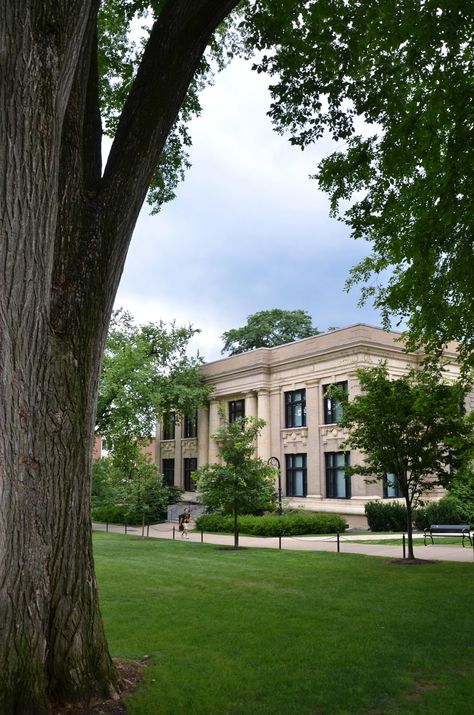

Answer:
[246,2,474,369]
[92,454,182,525]
[330,362,473,560]
[221,309,320,355]
[194,415,276,548]
[97,309,212,478]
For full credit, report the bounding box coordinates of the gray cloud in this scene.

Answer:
[115,59,382,361]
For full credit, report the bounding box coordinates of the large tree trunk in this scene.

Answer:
[0,0,239,711]
[0,3,114,712]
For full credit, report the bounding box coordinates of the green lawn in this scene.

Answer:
[94,533,474,715]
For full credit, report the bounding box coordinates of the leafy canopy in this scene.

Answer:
[96,309,212,474]
[194,414,276,546]
[98,0,248,212]
[330,361,473,557]
[221,308,320,355]
[244,1,474,368]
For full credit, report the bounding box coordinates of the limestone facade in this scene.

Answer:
[156,324,461,527]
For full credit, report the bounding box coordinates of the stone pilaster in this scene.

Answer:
[245,391,257,419]
[257,388,271,461]
[208,399,221,462]
[197,405,209,467]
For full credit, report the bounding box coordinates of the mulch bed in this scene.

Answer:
[52,658,147,714]
[388,558,436,565]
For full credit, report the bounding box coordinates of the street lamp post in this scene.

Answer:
[268,456,282,515]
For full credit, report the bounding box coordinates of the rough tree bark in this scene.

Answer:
[0,1,239,712]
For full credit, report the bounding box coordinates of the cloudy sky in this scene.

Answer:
[114,57,383,362]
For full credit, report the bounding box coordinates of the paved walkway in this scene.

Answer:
[93,522,474,563]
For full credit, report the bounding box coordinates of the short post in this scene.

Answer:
[125,522,128,535]
[402,533,406,560]
[279,533,282,550]
[146,523,150,538]
[337,532,340,553]
[173,526,175,540]
[106,521,109,533]
[141,513,145,538]
[201,529,204,543]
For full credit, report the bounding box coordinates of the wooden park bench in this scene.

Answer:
[423,524,472,547]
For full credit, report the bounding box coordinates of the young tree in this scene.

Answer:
[245,2,474,369]
[330,363,473,560]
[96,309,211,477]
[221,308,320,355]
[194,416,276,548]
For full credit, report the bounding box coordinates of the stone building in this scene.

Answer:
[156,324,461,527]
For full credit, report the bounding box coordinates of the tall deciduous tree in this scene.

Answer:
[0,2,240,711]
[194,415,276,548]
[221,308,319,355]
[96,309,211,476]
[330,363,473,560]
[245,2,474,369]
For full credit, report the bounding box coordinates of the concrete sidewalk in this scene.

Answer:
[93,522,474,563]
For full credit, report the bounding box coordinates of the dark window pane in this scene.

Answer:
[229,399,245,423]
[284,390,306,428]
[183,411,198,438]
[183,457,197,491]
[325,451,351,499]
[323,382,348,424]
[163,413,175,440]
[162,459,175,487]
[383,473,401,498]
[285,453,307,497]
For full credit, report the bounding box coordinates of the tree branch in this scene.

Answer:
[98,0,239,269]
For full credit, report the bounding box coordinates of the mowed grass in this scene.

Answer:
[94,533,474,715]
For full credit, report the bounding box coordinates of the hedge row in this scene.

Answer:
[365,497,473,532]
[412,497,471,531]
[91,504,165,526]
[195,512,347,537]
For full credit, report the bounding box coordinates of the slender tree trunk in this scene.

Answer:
[233,502,239,549]
[405,500,415,560]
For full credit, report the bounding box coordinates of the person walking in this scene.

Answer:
[182,508,191,539]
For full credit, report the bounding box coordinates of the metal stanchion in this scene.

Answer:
[279,534,282,550]
[201,529,204,543]
[141,514,145,538]
[337,532,340,553]
[106,521,109,533]
[403,534,406,559]
[125,523,128,535]
[146,523,150,538]
[173,526,175,540]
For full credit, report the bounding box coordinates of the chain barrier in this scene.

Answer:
[92,524,422,559]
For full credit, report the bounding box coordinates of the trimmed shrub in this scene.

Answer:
[91,503,166,526]
[195,512,347,537]
[413,497,468,531]
[365,501,407,532]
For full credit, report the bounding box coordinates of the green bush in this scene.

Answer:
[413,497,469,531]
[92,503,168,526]
[92,504,131,525]
[365,501,407,532]
[195,512,347,537]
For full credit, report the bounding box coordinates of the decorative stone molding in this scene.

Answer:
[281,427,308,448]
[160,440,175,455]
[320,425,348,445]
[181,438,198,456]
